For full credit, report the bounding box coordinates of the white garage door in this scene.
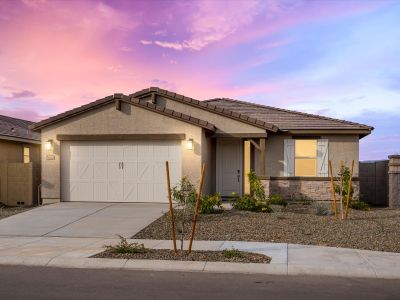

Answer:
[61,140,181,202]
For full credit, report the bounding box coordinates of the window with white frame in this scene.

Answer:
[295,139,317,176]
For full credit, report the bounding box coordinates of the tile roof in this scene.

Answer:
[30,87,373,134]
[204,98,373,131]
[30,94,216,132]
[131,87,278,131]
[0,114,40,142]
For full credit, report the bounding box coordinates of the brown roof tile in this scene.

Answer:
[205,98,373,131]
[0,114,40,141]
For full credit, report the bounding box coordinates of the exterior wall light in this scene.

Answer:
[186,139,193,150]
[45,139,53,151]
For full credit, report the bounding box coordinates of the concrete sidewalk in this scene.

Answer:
[0,236,399,279]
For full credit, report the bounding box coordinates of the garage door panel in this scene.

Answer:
[78,181,93,201]
[154,183,167,202]
[123,145,138,162]
[94,181,108,202]
[124,162,138,180]
[93,145,107,160]
[138,144,153,160]
[93,162,107,180]
[62,140,181,202]
[138,183,153,202]
[108,181,123,202]
[138,163,153,182]
[108,145,124,161]
[123,182,137,202]
[108,162,123,180]
[78,163,92,180]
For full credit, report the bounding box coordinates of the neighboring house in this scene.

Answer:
[30,87,373,204]
[0,115,41,205]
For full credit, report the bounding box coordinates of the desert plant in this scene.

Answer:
[222,247,243,259]
[268,194,288,207]
[171,177,197,250]
[200,193,223,214]
[248,170,266,201]
[313,202,332,216]
[348,199,370,211]
[105,235,146,254]
[334,166,354,205]
[232,194,272,213]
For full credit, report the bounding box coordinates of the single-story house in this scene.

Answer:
[0,114,41,205]
[30,87,373,204]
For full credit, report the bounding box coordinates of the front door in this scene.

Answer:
[216,139,243,197]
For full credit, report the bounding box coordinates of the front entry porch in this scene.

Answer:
[215,136,266,198]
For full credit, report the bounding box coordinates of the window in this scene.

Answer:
[295,140,317,176]
[23,147,30,163]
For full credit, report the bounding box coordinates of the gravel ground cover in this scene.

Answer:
[0,205,31,220]
[133,204,400,253]
[93,249,271,263]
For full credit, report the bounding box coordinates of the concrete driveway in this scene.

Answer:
[0,202,168,238]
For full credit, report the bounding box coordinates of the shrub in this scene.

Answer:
[171,177,197,209]
[105,235,146,254]
[222,247,243,259]
[313,202,332,216]
[200,193,223,214]
[232,194,272,213]
[349,199,370,211]
[268,194,288,207]
[248,170,266,201]
[171,177,197,250]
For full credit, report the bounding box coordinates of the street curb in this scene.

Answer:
[0,256,397,279]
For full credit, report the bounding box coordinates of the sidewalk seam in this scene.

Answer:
[357,250,378,278]
[42,203,115,237]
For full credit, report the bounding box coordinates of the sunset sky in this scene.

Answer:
[0,0,399,160]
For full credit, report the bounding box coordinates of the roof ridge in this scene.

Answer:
[132,87,278,132]
[205,97,373,130]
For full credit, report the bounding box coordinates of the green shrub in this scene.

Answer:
[105,235,146,254]
[248,170,266,201]
[232,194,272,213]
[171,177,197,209]
[313,202,332,216]
[222,247,243,259]
[268,194,288,207]
[349,199,370,211]
[200,193,223,214]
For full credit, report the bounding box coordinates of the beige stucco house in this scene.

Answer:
[0,115,41,206]
[30,87,373,204]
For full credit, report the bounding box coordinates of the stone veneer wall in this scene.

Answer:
[261,178,360,201]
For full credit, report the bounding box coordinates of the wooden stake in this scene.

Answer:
[188,164,206,253]
[165,161,177,253]
[329,160,338,219]
[345,160,355,220]
[339,161,344,220]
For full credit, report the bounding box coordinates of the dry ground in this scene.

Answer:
[0,205,31,220]
[93,249,271,263]
[134,204,400,253]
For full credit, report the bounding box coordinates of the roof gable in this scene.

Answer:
[30,94,216,132]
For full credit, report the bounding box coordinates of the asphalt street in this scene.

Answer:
[0,266,399,300]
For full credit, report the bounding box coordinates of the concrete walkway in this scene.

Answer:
[0,236,399,279]
[0,202,168,238]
